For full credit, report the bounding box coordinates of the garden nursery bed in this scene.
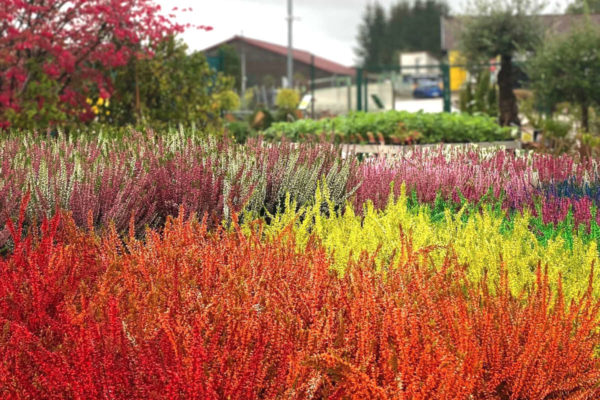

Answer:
[2,130,600,399]
[263,110,514,145]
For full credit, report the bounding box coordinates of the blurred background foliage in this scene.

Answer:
[104,37,234,132]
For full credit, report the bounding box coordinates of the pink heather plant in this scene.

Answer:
[351,148,600,216]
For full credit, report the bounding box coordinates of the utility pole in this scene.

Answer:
[240,32,247,108]
[286,0,293,88]
[310,54,315,118]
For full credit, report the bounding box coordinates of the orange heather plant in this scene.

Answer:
[1,206,600,398]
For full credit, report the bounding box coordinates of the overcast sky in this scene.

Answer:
[160,0,568,67]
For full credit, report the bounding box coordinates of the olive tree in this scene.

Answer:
[459,0,545,126]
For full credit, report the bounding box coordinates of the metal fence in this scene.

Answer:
[355,64,451,113]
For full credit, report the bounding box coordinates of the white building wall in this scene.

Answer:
[399,52,439,76]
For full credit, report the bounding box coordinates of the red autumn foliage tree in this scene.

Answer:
[0,0,205,129]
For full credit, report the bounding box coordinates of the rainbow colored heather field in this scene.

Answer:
[3,131,600,399]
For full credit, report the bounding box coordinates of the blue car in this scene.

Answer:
[412,85,443,98]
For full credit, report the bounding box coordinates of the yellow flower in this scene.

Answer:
[105,110,110,116]
[96,97,104,106]
[91,105,99,114]
[86,98,93,105]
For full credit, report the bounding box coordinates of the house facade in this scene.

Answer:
[399,51,440,76]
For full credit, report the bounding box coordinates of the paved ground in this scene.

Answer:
[394,98,456,113]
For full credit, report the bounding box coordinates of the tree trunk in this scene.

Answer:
[582,104,590,132]
[497,55,520,126]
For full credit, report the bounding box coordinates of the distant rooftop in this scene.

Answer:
[202,35,356,77]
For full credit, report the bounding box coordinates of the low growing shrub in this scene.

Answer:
[264,110,512,144]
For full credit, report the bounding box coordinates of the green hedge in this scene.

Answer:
[264,111,513,144]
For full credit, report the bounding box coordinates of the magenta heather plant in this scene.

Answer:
[151,154,225,227]
[69,157,157,235]
[351,148,600,216]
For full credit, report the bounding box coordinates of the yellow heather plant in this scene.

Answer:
[244,183,600,299]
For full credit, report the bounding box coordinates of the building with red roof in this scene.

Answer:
[203,35,355,90]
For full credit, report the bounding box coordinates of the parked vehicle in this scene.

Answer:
[413,84,443,98]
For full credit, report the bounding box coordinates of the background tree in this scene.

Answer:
[355,3,391,69]
[391,0,449,56]
[105,37,233,130]
[527,21,600,131]
[459,0,545,126]
[0,0,208,130]
[567,0,600,14]
[355,0,449,68]
[386,1,412,56]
